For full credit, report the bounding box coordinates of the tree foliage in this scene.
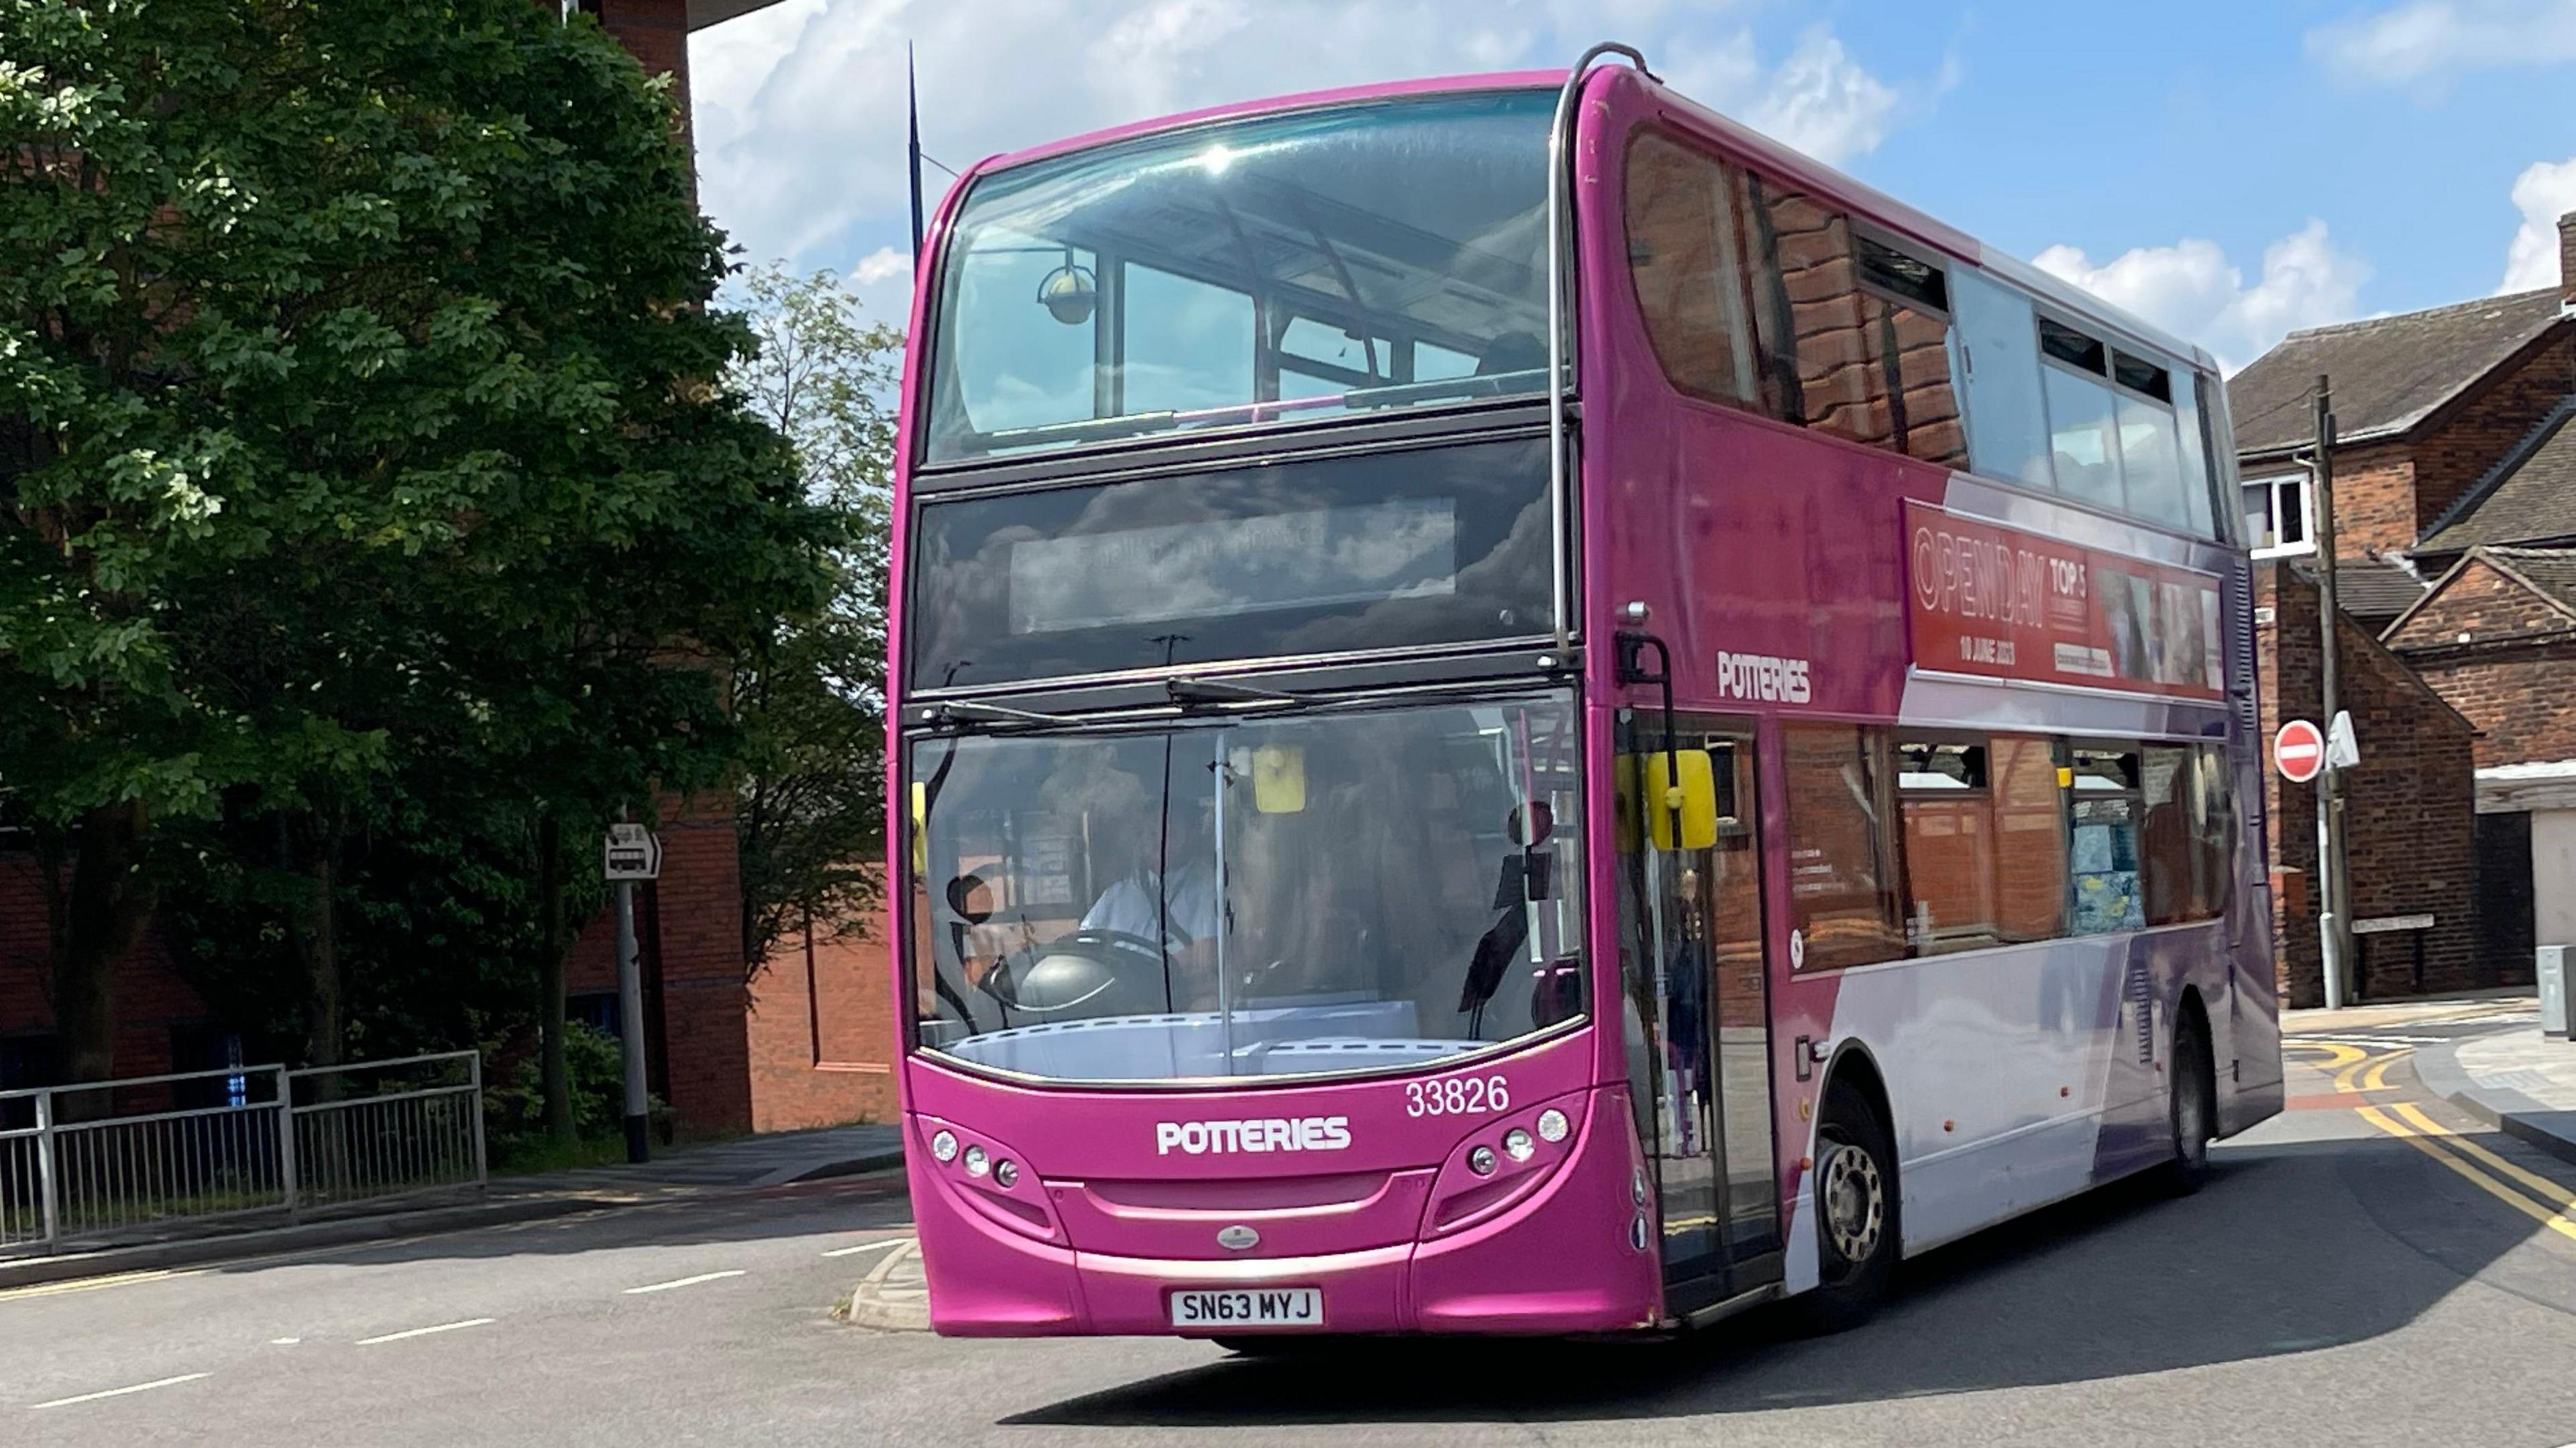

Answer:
[0,1,837,1095]
[728,263,899,976]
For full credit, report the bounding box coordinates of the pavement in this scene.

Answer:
[2406,999,2576,1166]
[26,1005,2576,1444]
[0,1121,904,1292]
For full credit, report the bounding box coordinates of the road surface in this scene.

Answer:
[10,1009,2576,1447]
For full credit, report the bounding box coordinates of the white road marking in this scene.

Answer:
[623,1270,747,1295]
[32,1373,211,1410]
[356,1317,495,1346]
[269,1337,300,1346]
[822,1239,908,1260]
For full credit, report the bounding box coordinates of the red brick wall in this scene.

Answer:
[597,0,694,159]
[0,854,211,1080]
[2413,329,2576,532]
[649,792,753,1133]
[2390,557,2576,771]
[744,901,898,1132]
[2322,442,2420,558]
[2257,564,2484,1003]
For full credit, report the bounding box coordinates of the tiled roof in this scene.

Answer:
[2418,400,2576,551]
[2485,547,2576,614]
[2227,289,2567,457]
[2287,553,2428,622]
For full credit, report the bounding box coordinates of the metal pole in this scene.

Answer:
[615,875,650,1164]
[1544,43,1652,653]
[2311,374,2353,1007]
[468,1051,490,1194]
[35,1089,58,1254]
[275,1065,301,1223]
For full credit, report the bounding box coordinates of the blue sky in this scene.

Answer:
[690,0,2576,372]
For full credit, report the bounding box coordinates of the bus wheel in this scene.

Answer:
[2165,1014,2215,1194]
[1794,1077,1896,1333]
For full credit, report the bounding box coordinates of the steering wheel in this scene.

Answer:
[982,928,1173,1016]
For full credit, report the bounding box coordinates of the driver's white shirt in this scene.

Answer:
[1081,860,1220,948]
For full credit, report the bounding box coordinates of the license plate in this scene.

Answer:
[1169,1287,1324,1331]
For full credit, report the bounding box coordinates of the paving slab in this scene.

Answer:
[2416,1025,2576,1168]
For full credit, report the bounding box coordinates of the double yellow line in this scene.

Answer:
[2357,1100,2576,1246]
[2284,1039,2406,1094]
[2289,1038,2576,1248]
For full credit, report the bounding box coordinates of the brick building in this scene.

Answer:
[2229,209,2576,998]
[4,0,892,1135]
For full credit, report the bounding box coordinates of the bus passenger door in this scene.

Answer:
[1619,716,1782,1314]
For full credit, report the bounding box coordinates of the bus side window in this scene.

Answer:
[2141,744,2235,925]
[1894,734,2067,956]
[2068,746,2145,934]
[1780,722,1906,970]
[1621,131,1759,408]
[1735,174,1965,468]
[1951,268,2055,491]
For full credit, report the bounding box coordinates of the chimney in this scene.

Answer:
[2563,210,2576,309]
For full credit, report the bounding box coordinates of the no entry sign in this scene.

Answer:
[2275,718,2326,783]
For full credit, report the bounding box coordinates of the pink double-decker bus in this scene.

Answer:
[889,46,2282,1345]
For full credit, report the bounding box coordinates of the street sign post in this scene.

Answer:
[2325,709,2361,771]
[602,821,659,1163]
[2274,719,2326,783]
[603,822,661,881]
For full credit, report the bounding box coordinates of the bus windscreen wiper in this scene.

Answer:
[1164,675,1313,706]
[1344,368,1546,411]
[985,411,1179,449]
[924,698,1073,728]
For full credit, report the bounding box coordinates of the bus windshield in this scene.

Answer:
[922,89,1554,463]
[908,693,1585,1083]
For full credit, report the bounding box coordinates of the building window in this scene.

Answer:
[2243,474,2312,555]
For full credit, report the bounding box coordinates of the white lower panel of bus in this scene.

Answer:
[1169,1287,1323,1331]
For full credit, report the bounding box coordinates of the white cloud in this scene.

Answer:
[688,1,1925,281]
[2307,1,2576,90]
[2033,221,2372,373]
[1739,32,1900,166]
[2500,154,2576,292]
[850,245,910,287]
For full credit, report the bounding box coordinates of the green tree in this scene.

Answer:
[0,1,837,1120]
[729,264,899,977]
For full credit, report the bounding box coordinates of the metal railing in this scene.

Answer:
[0,1050,485,1259]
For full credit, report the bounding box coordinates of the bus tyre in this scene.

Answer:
[2165,1015,2216,1195]
[1794,1078,1896,1334]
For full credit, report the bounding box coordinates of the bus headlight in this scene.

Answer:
[993,1159,1020,1188]
[1503,1128,1535,1162]
[930,1130,959,1163]
[1468,1145,1498,1176]
[963,1145,990,1177]
[1535,1109,1570,1144]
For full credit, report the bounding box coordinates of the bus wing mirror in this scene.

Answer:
[1645,750,1719,852]
[1253,745,1305,814]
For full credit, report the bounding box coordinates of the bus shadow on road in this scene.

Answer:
[1006,1133,2540,1427]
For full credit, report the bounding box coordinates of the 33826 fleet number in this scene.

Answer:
[1404,1075,1509,1117]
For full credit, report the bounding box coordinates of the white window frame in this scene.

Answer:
[2244,472,2314,558]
